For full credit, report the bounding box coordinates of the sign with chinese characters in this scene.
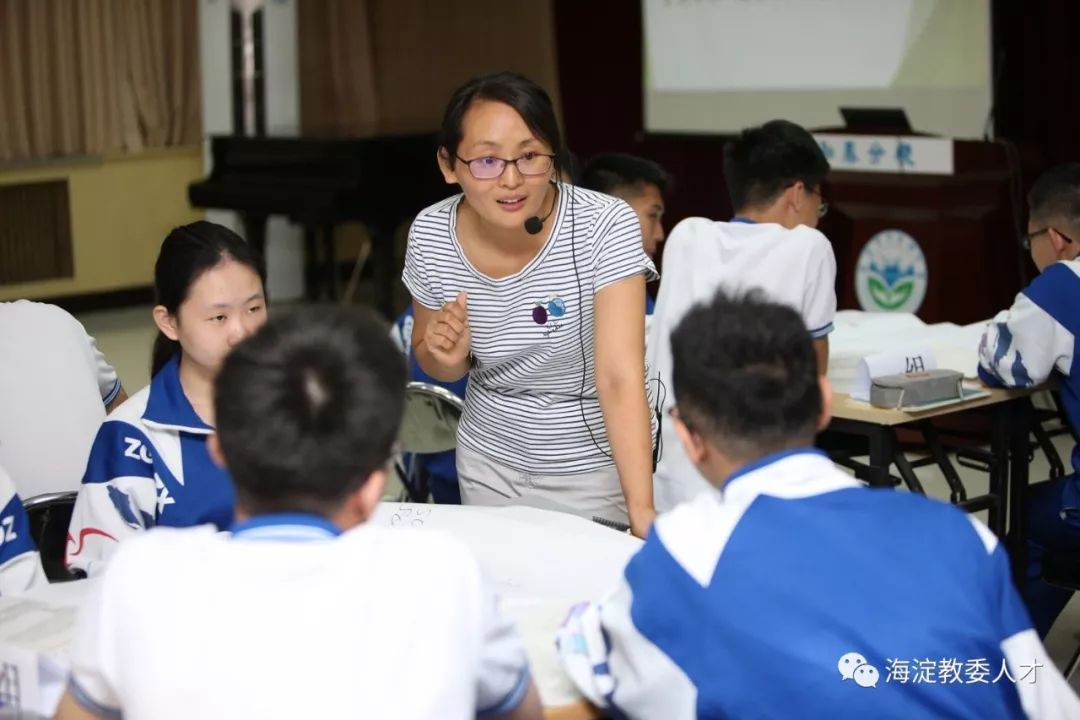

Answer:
[813,134,954,175]
[851,347,937,403]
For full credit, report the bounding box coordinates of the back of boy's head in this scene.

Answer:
[723,120,830,212]
[580,153,673,198]
[214,305,406,516]
[670,291,821,460]
[1028,163,1080,234]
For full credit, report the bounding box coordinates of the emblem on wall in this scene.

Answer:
[855,229,928,313]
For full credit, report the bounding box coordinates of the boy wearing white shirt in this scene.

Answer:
[0,301,126,498]
[649,119,837,511]
[55,306,541,720]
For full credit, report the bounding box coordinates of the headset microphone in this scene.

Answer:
[524,182,559,235]
[524,215,545,235]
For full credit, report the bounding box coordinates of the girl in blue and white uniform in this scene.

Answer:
[66,222,267,575]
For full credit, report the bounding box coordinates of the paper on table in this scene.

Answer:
[370,503,641,602]
[369,503,645,710]
[0,581,97,717]
[828,313,990,394]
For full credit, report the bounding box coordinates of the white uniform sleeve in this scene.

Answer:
[389,311,415,360]
[67,549,129,718]
[978,263,1077,388]
[964,516,1080,719]
[557,579,696,719]
[646,223,698,388]
[60,307,121,406]
[86,332,121,406]
[66,421,159,576]
[0,465,46,596]
[802,232,837,338]
[476,579,532,717]
[1002,630,1080,719]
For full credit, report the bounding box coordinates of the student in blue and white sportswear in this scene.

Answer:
[978,163,1080,639]
[66,222,267,576]
[57,306,542,720]
[0,463,46,596]
[391,305,468,504]
[648,120,836,512]
[559,291,1080,720]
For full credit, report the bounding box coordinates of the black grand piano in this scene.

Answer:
[188,133,454,316]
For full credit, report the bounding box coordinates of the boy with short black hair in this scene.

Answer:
[580,153,673,261]
[57,306,542,720]
[560,291,1078,719]
[649,119,837,511]
[978,162,1080,638]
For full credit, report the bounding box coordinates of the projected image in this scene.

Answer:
[644,0,991,138]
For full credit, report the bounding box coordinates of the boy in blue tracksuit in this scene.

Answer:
[390,306,467,504]
[977,163,1080,637]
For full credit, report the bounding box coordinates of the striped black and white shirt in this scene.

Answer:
[402,184,657,475]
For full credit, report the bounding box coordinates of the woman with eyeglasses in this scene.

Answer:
[402,72,657,538]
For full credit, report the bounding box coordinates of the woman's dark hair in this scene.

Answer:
[151,221,267,377]
[438,71,563,174]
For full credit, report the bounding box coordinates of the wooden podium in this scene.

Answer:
[817,136,1037,324]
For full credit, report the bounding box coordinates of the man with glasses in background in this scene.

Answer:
[646,119,837,513]
[978,162,1080,640]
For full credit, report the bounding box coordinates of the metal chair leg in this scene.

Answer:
[893,449,926,494]
[1065,642,1080,681]
[918,420,968,503]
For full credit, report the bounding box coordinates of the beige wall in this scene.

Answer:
[0,146,204,301]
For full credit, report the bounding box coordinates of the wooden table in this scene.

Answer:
[544,699,604,719]
[825,387,1036,583]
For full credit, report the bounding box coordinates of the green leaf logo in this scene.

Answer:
[868,277,914,310]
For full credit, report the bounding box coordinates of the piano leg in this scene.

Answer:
[301,224,339,301]
[368,224,395,320]
[303,226,320,301]
[322,224,338,301]
[242,214,268,259]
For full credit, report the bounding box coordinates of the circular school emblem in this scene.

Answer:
[855,230,928,313]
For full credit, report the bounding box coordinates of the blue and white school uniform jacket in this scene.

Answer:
[557,450,1080,719]
[0,463,46,596]
[66,356,235,576]
[979,258,1080,516]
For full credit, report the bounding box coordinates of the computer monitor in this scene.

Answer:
[840,107,912,133]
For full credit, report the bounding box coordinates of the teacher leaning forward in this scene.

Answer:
[402,71,658,537]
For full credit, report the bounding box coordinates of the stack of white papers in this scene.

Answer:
[829,312,990,396]
[0,579,97,717]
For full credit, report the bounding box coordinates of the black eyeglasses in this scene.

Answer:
[811,191,829,219]
[786,182,828,219]
[455,152,556,180]
[1022,227,1076,251]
